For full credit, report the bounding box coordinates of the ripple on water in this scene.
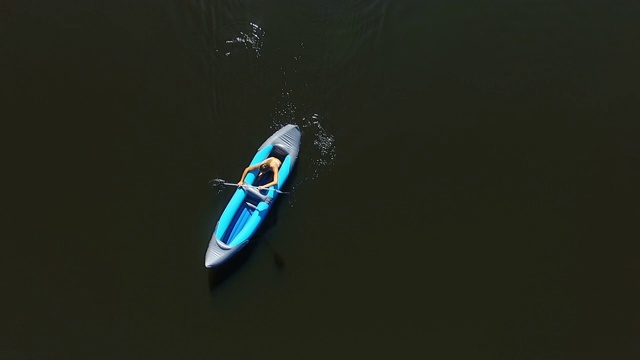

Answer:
[269,105,336,207]
[219,22,265,58]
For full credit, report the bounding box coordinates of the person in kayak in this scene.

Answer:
[237,157,282,190]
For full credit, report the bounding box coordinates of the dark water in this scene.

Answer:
[3,0,639,359]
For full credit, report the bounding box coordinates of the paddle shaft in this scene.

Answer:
[216,180,290,194]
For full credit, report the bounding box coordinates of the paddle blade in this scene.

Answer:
[209,178,226,187]
[273,253,285,269]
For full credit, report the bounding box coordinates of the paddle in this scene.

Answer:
[209,178,290,194]
[264,240,286,269]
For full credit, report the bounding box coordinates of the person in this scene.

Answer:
[237,157,282,191]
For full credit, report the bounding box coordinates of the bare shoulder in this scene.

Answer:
[271,157,282,168]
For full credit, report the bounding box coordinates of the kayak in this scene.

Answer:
[205,124,301,268]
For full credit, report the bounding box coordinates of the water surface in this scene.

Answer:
[3,1,639,359]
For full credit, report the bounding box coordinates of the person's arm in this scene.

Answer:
[238,164,260,186]
[257,165,279,190]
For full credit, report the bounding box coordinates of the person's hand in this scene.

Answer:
[237,181,244,187]
[257,185,264,191]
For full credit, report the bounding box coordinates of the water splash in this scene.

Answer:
[269,96,336,207]
[221,23,264,58]
[302,114,336,181]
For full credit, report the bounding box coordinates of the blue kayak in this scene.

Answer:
[205,124,301,268]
